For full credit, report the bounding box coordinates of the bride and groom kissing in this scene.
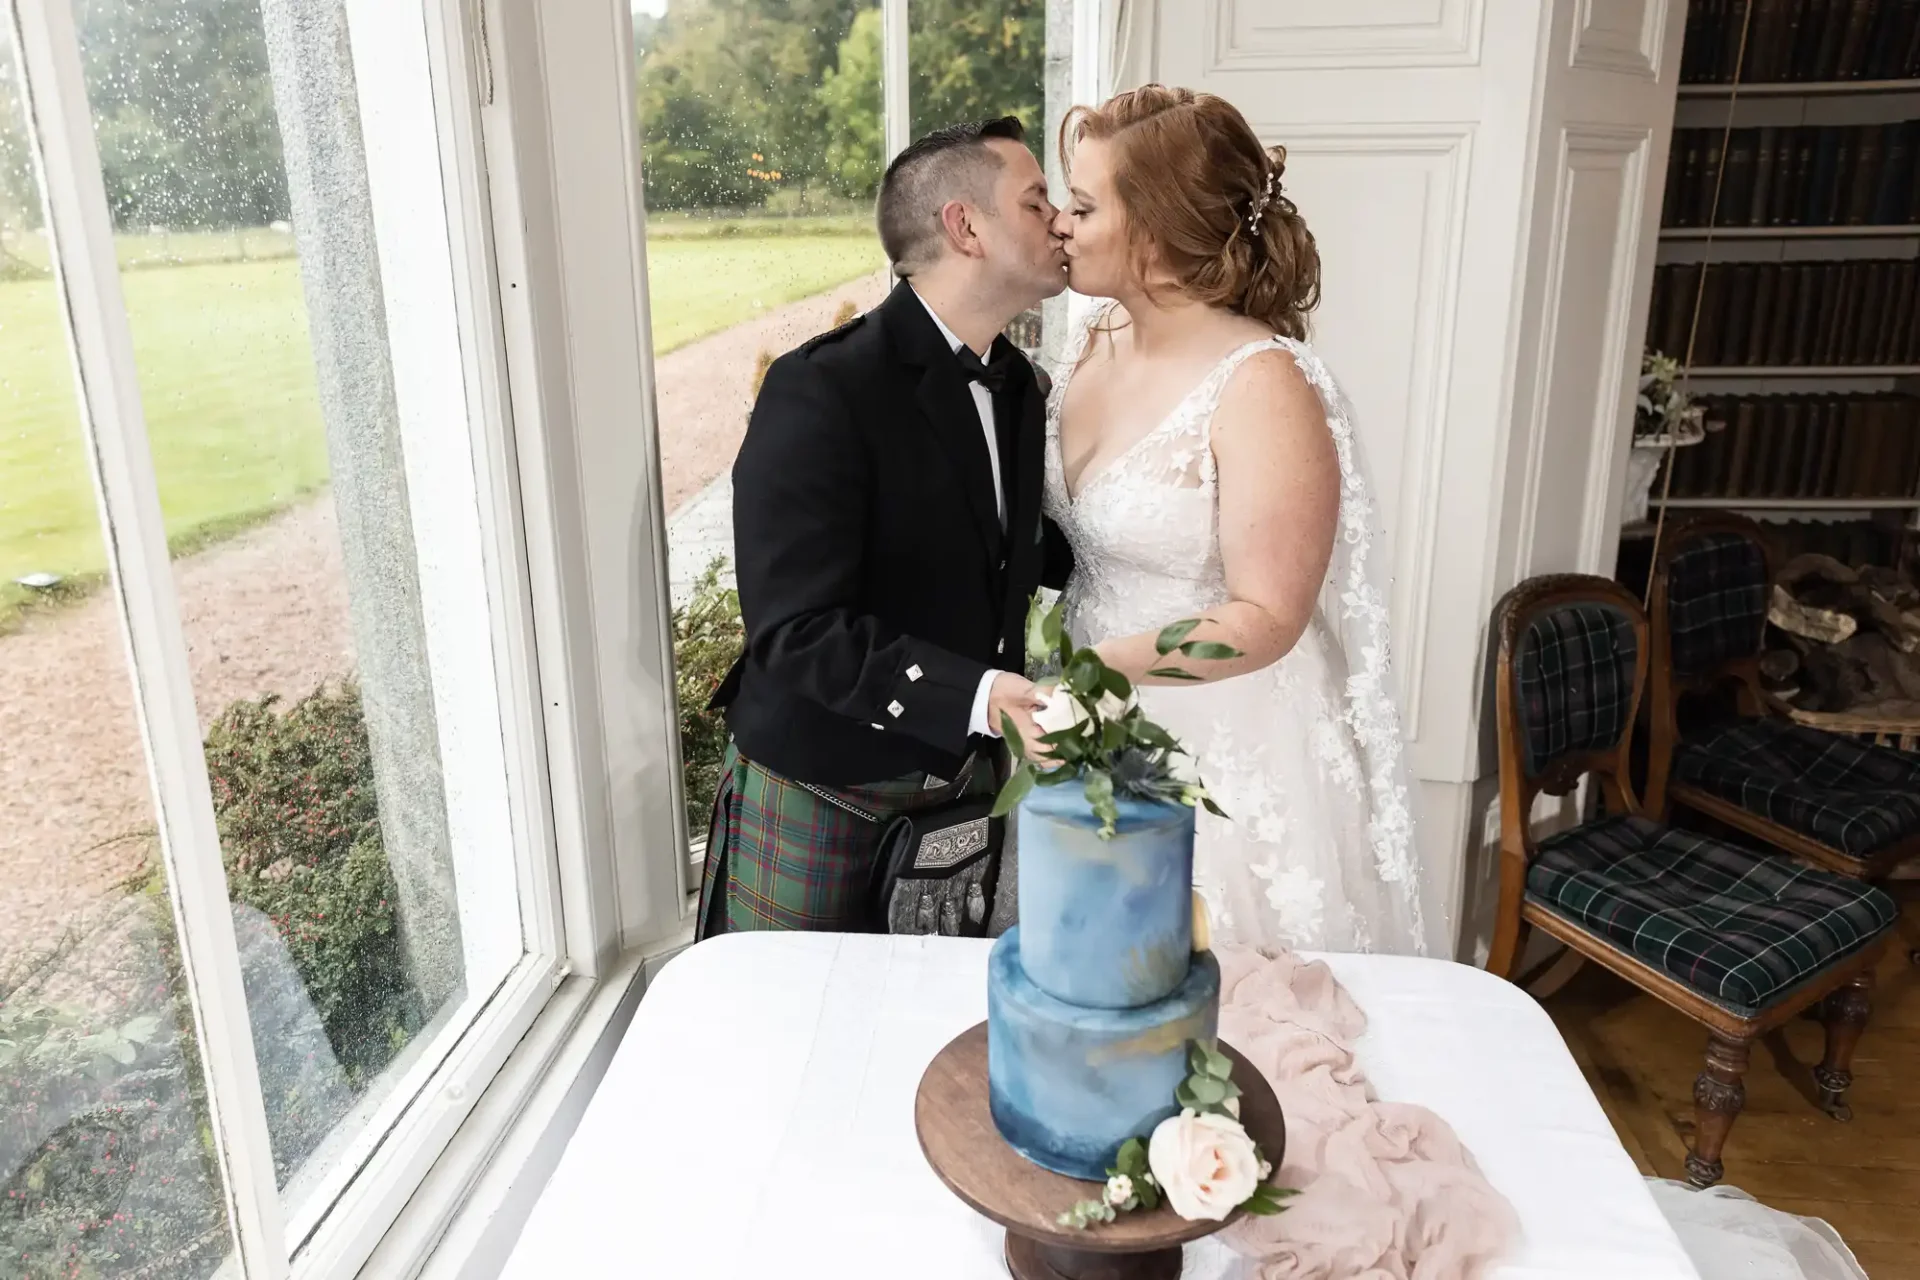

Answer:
[697,85,1451,959]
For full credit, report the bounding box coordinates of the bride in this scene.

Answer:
[1043,85,1452,957]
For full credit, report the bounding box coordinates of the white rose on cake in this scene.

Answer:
[1147,1109,1262,1221]
[1032,686,1090,736]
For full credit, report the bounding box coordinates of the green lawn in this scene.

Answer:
[0,229,881,626]
[641,232,882,352]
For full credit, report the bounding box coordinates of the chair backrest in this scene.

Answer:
[1654,515,1772,680]
[1493,574,1649,836]
[1645,514,1773,816]
[1486,575,1649,981]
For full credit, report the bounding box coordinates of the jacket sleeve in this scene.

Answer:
[731,353,989,757]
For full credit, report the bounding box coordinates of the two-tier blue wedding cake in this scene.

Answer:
[986,782,1220,1181]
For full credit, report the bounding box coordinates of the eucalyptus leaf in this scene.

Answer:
[1000,711,1028,761]
[991,766,1035,817]
[1203,1045,1233,1080]
[1178,640,1242,661]
[1131,721,1178,751]
[1186,1075,1228,1106]
[1146,666,1202,681]
[1155,619,1201,655]
[1100,667,1133,701]
[1027,599,1055,664]
[1116,1137,1147,1176]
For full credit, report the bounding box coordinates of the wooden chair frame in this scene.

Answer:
[1644,513,1920,916]
[1490,573,1881,1188]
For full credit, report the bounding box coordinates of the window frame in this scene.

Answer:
[6,0,583,1274]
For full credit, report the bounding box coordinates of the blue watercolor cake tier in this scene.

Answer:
[987,926,1220,1181]
[1015,784,1196,1010]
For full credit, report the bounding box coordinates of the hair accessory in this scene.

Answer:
[1246,168,1281,231]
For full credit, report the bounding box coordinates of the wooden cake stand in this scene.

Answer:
[915,1023,1286,1280]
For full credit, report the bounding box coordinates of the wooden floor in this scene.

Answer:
[1541,883,1920,1278]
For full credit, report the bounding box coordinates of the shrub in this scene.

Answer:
[201,680,424,1088]
[0,909,229,1280]
[672,557,744,835]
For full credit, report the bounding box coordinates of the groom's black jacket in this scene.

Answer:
[710,282,1073,786]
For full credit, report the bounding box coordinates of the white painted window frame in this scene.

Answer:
[5,0,584,1275]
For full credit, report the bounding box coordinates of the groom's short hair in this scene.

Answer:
[878,116,1027,274]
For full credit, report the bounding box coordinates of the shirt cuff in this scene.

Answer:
[968,669,1002,738]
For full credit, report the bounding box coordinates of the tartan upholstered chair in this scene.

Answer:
[1488,574,1898,1188]
[1644,513,1920,953]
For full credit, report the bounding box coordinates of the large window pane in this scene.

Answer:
[1,25,235,1278]
[910,0,1048,354]
[631,0,887,853]
[64,0,518,1224]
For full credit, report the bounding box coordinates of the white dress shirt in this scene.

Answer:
[911,286,1009,740]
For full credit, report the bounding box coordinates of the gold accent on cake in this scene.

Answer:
[1082,1010,1213,1067]
[1192,889,1211,953]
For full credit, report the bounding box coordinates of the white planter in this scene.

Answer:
[1622,425,1707,525]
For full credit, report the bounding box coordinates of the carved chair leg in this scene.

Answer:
[1816,974,1873,1122]
[1686,1034,1751,1189]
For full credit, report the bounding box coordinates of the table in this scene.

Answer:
[500,934,1701,1280]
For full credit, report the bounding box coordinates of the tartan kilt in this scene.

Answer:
[696,742,995,938]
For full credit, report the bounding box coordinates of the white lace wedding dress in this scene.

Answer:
[1045,311,1451,956]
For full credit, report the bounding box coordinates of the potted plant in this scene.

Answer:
[1623,349,1711,524]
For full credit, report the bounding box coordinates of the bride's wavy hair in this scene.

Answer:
[1060,85,1320,341]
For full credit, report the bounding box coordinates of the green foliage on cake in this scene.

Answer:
[992,599,1239,837]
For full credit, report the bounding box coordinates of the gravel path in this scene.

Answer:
[654,269,887,513]
[1,498,352,971]
[1,273,887,971]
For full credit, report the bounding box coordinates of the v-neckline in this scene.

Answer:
[1056,335,1284,506]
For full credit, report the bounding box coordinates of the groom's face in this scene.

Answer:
[973,138,1069,307]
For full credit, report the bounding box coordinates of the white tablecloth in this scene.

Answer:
[501,933,1700,1279]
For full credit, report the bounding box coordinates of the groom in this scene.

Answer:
[697,116,1073,937]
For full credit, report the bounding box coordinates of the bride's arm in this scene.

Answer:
[1093,350,1340,685]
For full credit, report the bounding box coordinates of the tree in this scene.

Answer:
[635,0,865,212]
[814,0,1046,205]
[816,9,883,199]
[73,0,290,230]
[634,0,1043,213]
[908,0,1044,151]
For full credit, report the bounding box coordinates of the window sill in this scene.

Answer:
[353,919,697,1280]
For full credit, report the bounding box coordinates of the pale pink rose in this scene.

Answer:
[1148,1109,1262,1221]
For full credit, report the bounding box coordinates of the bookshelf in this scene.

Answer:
[1660,224,1920,238]
[1654,1,1920,534]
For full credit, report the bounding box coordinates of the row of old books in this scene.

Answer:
[1769,518,1910,565]
[1682,0,1920,83]
[1663,122,1920,227]
[1648,259,1920,366]
[1659,393,1920,498]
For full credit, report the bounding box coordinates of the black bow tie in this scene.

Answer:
[954,342,1018,395]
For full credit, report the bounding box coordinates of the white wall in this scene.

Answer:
[1116,0,1683,959]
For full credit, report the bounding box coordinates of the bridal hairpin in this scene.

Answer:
[1246,169,1281,231]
